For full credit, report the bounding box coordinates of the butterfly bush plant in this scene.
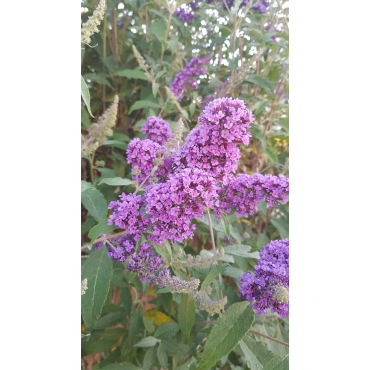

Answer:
[81,0,289,369]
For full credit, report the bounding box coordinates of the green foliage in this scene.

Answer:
[197,302,255,370]
[81,245,113,331]
[178,294,195,343]
[81,0,289,367]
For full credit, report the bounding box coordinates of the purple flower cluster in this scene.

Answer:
[107,193,150,241]
[127,138,169,185]
[141,116,173,146]
[95,236,199,291]
[215,173,289,218]
[145,168,219,245]
[239,239,289,318]
[173,98,253,184]
[169,56,209,101]
[126,242,165,283]
[95,234,136,262]
[174,8,195,23]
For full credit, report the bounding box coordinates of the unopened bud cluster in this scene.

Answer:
[190,286,228,316]
[81,0,107,45]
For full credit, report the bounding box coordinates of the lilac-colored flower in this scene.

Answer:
[127,138,170,185]
[95,234,136,262]
[169,56,209,101]
[239,239,289,318]
[97,237,199,292]
[174,8,195,23]
[141,116,173,145]
[107,193,151,241]
[215,173,289,218]
[173,98,253,184]
[145,168,219,245]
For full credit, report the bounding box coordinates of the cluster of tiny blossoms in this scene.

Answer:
[107,194,150,241]
[145,168,219,245]
[215,173,289,218]
[190,286,228,316]
[95,236,199,292]
[169,56,209,101]
[174,98,253,184]
[127,138,171,185]
[239,239,289,318]
[141,116,173,146]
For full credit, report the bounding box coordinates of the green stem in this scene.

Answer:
[206,208,225,313]
[159,12,173,71]
[89,152,95,184]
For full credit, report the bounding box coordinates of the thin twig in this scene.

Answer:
[81,231,127,251]
[206,208,225,314]
[249,329,289,347]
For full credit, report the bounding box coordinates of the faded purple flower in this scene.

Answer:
[215,173,289,218]
[169,56,209,101]
[145,168,219,245]
[239,239,289,318]
[107,193,150,241]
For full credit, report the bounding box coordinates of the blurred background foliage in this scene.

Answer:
[81,0,289,368]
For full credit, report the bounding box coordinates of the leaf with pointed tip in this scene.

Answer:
[201,263,229,289]
[134,336,159,348]
[88,221,117,243]
[81,189,108,222]
[178,294,195,343]
[197,302,255,370]
[81,246,113,331]
[224,244,259,259]
[81,75,94,117]
[98,177,134,186]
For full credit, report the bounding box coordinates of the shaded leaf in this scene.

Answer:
[81,245,113,331]
[197,302,255,370]
[154,322,180,339]
[114,69,148,80]
[129,100,162,114]
[81,189,108,222]
[178,294,195,343]
[224,244,259,259]
[98,177,134,186]
[88,221,117,243]
[201,263,228,288]
[134,336,159,348]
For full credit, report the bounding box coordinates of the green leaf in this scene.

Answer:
[229,225,242,243]
[265,147,278,163]
[81,245,113,331]
[81,180,95,193]
[262,355,289,370]
[155,70,167,80]
[201,263,228,289]
[129,100,162,114]
[167,35,179,54]
[94,312,126,330]
[102,140,128,150]
[81,75,94,117]
[114,69,148,80]
[100,363,141,370]
[154,322,180,339]
[238,335,275,370]
[143,346,157,370]
[150,20,166,41]
[150,165,158,176]
[224,245,259,259]
[157,343,168,370]
[83,73,112,88]
[153,241,172,266]
[134,336,159,348]
[223,266,244,280]
[246,75,274,94]
[271,218,289,239]
[157,287,172,293]
[98,177,134,186]
[197,302,255,370]
[126,0,137,9]
[255,100,269,115]
[81,106,89,127]
[257,234,270,250]
[178,294,195,343]
[88,221,117,243]
[152,82,159,97]
[81,189,108,222]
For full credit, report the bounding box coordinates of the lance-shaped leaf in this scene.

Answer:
[178,294,195,343]
[224,244,260,259]
[98,177,134,186]
[201,263,229,289]
[81,75,94,117]
[81,188,108,222]
[81,245,113,331]
[197,301,255,370]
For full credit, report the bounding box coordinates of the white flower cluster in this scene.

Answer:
[81,95,119,157]
[81,278,88,295]
[81,0,107,45]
